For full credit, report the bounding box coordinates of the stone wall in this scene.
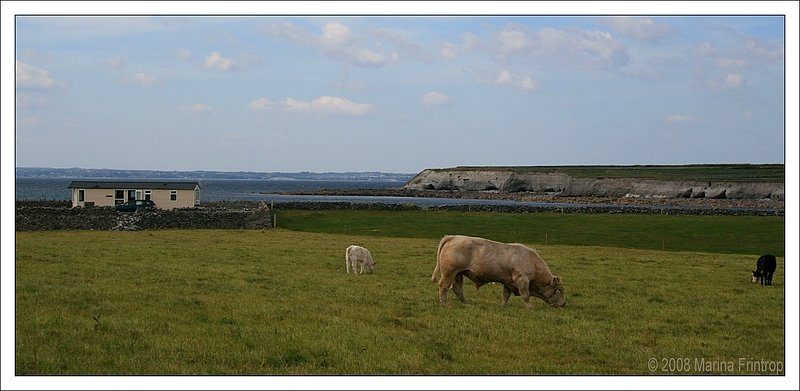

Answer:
[15,198,781,232]
[15,201,272,231]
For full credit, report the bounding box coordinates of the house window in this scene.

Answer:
[78,190,85,202]
[170,190,178,201]
[115,190,125,205]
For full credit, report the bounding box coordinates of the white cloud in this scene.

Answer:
[665,114,692,124]
[519,76,536,91]
[251,95,372,116]
[495,69,513,85]
[724,73,746,89]
[693,42,718,57]
[203,51,234,71]
[498,26,530,53]
[740,38,784,61]
[178,103,212,114]
[262,20,415,68]
[599,17,674,44]
[283,97,313,113]
[372,27,432,64]
[445,24,627,70]
[439,32,479,61]
[704,72,747,91]
[132,72,158,87]
[494,69,537,92]
[422,92,450,106]
[573,30,626,65]
[105,57,127,69]
[691,36,781,92]
[353,47,389,67]
[247,97,275,112]
[440,43,460,61]
[320,21,353,47]
[294,96,372,116]
[259,21,312,44]
[16,61,61,89]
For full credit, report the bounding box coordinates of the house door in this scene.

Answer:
[128,190,136,201]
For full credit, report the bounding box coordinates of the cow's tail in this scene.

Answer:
[431,235,452,283]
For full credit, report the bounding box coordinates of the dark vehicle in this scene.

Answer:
[115,199,156,212]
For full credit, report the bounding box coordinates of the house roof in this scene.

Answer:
[68,180,200,190]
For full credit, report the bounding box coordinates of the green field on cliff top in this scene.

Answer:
[427,164,784,182]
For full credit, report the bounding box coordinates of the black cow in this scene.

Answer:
[752,254,777,286]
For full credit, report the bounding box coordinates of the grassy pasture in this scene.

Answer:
[15,215,785,375]
[277,210,784,256]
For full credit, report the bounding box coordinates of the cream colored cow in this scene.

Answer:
[432,235,565,308]
[345,245,375,274]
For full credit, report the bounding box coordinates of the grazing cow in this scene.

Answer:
[431,235,566,308]
[345,245,375,274]
[752,254,777,286]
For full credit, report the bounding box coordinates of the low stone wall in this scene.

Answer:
[15,201,272,231]
[15,198,781,232]
[271,201,782,216]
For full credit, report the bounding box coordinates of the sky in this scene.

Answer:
[9,8,791,175]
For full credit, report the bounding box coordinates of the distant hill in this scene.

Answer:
[15,167,414,182]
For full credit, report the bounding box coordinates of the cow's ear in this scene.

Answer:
[551,276,557,287]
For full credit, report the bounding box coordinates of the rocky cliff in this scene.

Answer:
[404,168,784,201]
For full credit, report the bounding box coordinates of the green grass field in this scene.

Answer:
[15,211,785,375]
[277,210,784,256]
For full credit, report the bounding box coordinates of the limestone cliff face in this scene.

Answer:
[404,169,784,200]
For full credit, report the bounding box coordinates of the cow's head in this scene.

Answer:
[752,270,762,283]
[364,259,376,273]
[545,275,566,307]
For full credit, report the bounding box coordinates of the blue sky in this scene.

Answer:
[12,12,788,173]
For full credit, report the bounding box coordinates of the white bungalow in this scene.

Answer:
[68,180,200,209]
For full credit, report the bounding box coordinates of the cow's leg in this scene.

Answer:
[502,285,512,307]
[515,278,532,308]
[452,273,467,303]
[346,255,351,274]
[438,273,456,305]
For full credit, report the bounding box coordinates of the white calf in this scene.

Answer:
[345,245,375,274]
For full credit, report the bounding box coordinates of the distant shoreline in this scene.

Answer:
[14,167,415,182]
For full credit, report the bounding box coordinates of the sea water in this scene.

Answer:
[14,177,405,202]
